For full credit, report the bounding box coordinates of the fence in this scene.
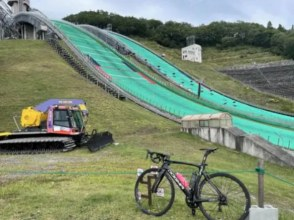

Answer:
[1,158,293,218]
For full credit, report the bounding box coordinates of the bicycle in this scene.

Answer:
[134,148,251,219]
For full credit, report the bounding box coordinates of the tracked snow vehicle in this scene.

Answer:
[0,99,113,154]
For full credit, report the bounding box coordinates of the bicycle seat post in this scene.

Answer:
[200,148,218,165]
[201,151,209,165]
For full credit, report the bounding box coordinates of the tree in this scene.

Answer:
[220,36,239,48]
[277,24,286,32]
[62,9,294,57]
[154,21,192,48]
[267,21,273,29]
[283,36,294,58]
[270,32,287,54]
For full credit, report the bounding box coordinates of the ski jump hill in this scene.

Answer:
[4,9,294,165]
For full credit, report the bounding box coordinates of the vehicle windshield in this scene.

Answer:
[71,110,84,130]
[53,110,70,127]
[53,109,84,130]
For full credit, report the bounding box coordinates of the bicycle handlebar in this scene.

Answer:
[146,149,170,164]
[146,148,218,164]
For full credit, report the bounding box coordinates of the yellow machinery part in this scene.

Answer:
[78,104,88,123]
[0,132,11,137]
[78,104,87,112]
[21,107,47,127]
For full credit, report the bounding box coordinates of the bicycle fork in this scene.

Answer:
[151,169,166,193]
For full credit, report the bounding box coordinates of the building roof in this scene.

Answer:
[182,44,202,50]
[182,112,231,121]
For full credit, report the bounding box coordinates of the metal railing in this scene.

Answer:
[0,0,18,39]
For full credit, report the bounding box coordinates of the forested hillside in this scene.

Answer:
[64,10,294,58]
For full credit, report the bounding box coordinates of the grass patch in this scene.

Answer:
[0,40,293,219]
[1,140,294,219]
[203,46,283,67]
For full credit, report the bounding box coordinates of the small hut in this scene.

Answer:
[181,44,202,63]
[181,112,232,129]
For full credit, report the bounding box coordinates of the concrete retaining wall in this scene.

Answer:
[182,127,294,167]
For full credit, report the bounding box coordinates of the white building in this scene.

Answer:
[181,44,202,63]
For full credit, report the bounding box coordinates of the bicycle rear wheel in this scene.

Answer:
[198,172,251,220]
[134,168,175,216]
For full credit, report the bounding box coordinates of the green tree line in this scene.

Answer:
[64,10,294,58]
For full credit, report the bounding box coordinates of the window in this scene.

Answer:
[72,110,84,130]
[53,110,70,127]
[199,120,209,127]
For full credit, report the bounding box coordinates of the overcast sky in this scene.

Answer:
[29,0,294,29]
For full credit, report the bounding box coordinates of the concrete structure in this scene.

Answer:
[249,205,278,220]
[181,44,202,63]
[12,10,50,40]
[182,113,232,129]
[8,0,30,14]
[6,0,44,40]
[181,126,294,167]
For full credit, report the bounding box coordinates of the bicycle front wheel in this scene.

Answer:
[198,172,251,220]
[134,168,175,216]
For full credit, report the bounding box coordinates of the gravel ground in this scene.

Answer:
[0,151,102,184]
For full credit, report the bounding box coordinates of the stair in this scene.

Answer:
[46,38,125,100]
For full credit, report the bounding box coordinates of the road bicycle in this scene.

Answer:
[134,148,251,219]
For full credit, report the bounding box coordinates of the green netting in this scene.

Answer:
[52,20,294,150]
[52,20,216,115]
[110,33,294,126]
[109,32,294,149]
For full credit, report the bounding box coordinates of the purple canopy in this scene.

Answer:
[35,99,87,112]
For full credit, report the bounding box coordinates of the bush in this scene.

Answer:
[221,36,239,48]
[283,36,294,58]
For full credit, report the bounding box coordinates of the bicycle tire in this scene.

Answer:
[198,172,251,220]
[134,168,175,216]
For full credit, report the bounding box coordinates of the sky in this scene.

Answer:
[28,0,294,29]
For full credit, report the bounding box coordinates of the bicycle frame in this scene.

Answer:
[152,159,200,197]
[153,157,224,204]
[138,148,251,218]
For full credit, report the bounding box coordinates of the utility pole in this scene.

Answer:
[256,159,265,208]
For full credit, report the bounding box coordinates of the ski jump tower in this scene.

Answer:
[7,0,45,39]
[7,0,30,14]
[0,0,19,39]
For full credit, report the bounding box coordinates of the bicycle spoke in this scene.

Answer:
[199,173,250,220]
[134,168,175,216]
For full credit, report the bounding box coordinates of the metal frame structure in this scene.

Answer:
[0,0,18,39]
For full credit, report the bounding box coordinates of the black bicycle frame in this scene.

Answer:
[153,158,224,204]
[153,160,202,197]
